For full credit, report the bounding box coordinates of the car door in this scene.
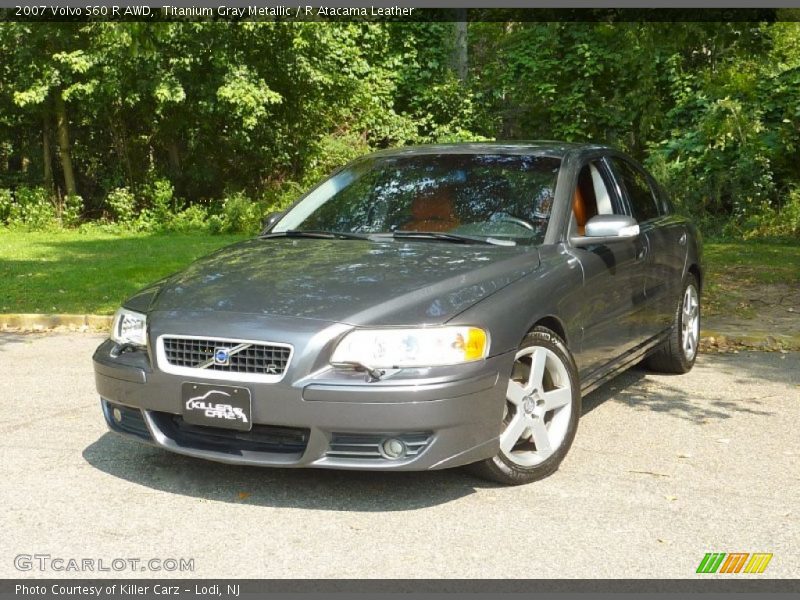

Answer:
[608,157,686,336]
[566,157,650,378]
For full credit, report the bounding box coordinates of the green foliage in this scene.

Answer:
[737,187,800,238]
[6,187,56,230]
[303,132,371,185]
[169,204,210,232]
[146,178,176,223]
[220,191,263,234]
[217,65,283,130]
[60,194,83,227]
[0,189,12,223]
[260,181,306,213]
[105,187,137,224]
[207,214,225,235]
[1,22,799,239]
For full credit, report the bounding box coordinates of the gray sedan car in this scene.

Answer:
[94,142,702,485]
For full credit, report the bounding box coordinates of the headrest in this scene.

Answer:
[411,187,456,220]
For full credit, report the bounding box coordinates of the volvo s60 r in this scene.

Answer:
[94,143,702,485]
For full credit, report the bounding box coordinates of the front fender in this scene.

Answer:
[447,244,583,357]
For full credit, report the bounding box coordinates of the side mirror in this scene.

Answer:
[260,211,284,234]
[571,215,640,247]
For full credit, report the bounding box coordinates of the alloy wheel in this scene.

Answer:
[682,284,700,361]
[501,345,573,467]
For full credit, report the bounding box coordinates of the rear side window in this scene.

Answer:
[611,158,661,222]
[654,183,673,215]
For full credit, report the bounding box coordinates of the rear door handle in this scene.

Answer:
[679,232,687,246]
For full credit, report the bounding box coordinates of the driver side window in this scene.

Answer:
[572,161,624,236]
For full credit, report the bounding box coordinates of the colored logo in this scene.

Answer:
[696,553,772,574]
[213,347,231,366]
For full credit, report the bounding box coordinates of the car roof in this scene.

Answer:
[366,141,613,159]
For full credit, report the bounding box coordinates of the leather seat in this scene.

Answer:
[405,188,460,232]
[573,186,588,236]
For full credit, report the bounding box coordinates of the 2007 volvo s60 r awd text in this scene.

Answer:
[94,143,703,485]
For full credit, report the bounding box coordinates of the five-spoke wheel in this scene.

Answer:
[471,326,580,485]
[645,274,701,374]
[681,283,700,361]
[501,345,573,467]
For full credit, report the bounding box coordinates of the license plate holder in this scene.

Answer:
[182,382,252,431]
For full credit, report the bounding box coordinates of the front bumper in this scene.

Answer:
[94,338,513,471]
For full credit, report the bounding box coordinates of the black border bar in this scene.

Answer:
[0,7,797,21]
[2,579,800,596]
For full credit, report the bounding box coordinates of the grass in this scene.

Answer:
[0,229,797,316]
[703,238,800,318]
[704,238,800,285]
[0,230,246,315]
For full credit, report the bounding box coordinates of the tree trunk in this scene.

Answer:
[53,90,77,197]
[110,116,135,189]
[166,139,182,197]
[452,17,468,82]
[167,140,181,176]
[42,113,54,195]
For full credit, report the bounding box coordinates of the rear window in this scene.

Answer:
[611,159,661,222]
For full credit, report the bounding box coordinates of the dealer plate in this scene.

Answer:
[181,382,252,431]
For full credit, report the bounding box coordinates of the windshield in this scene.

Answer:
[274,153,561,245]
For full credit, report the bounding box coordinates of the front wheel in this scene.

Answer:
[470,327,581,485]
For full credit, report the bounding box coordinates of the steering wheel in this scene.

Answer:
[493,215,535,231]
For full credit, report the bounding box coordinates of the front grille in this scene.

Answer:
[327,432,432,460]
[150,412,309,456]
[161,336,291,376]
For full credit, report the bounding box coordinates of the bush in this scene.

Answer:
[783,189,800,237]
[0,188,12,223]
[170,204,209,232]
[112,178,178,232]
[741,187,800,239]
[105,178,183,232]
[105,187,137,224]
[303,132,371,185]
[7,186,56,230]
[60,194,83,227]
[220,191,262,234]
[148,178,175,224]
[207,214,225,234]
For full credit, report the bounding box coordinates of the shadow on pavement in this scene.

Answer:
[699,350,800,387]
[0,332,40,350]
[83,432,495,511]
[582,351,796,422]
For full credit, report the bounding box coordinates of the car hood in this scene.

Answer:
[143,238,540,326]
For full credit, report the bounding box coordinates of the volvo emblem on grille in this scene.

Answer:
[213,347,231,366]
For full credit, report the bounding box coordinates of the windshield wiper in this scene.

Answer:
[259,230,369,240]
[390,231,501,245]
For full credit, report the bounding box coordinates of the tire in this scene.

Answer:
[645,274,700,374]
[469,326,581,486]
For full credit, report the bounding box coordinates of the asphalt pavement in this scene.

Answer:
[1,332,798,578]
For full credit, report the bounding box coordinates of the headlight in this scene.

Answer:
[330,326,489,368]
[110,308,147,347]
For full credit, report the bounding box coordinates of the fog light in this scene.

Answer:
[381,438,406,460]
[112,407,123,423]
